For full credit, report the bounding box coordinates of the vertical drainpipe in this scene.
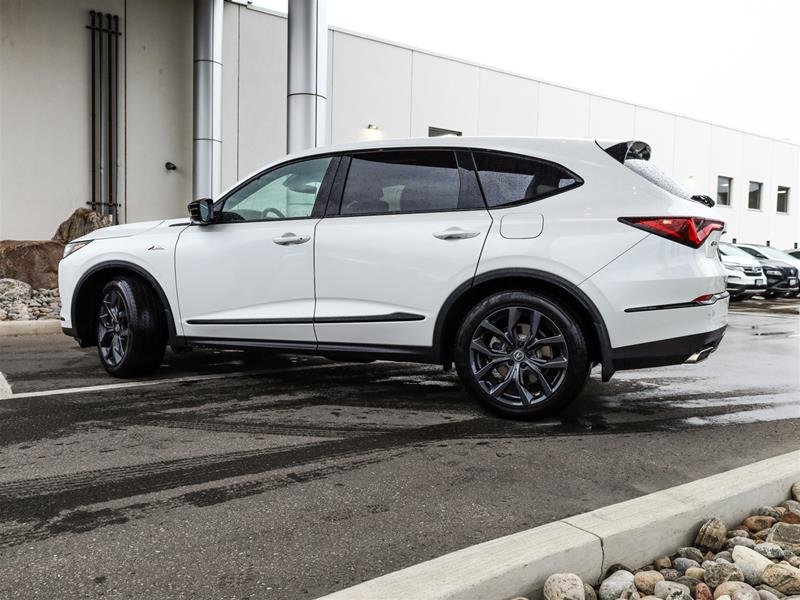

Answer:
[287,0,328,154]
[193,0,223,200]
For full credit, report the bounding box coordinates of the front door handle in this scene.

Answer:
[433,227,482,240]
[273,233,311,245]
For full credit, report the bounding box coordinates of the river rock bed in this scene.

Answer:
[530,483,800,600]
[0,278,60,321]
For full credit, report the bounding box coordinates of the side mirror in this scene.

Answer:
[188,198,215,225]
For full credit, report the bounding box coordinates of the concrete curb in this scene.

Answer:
[317,450,800,600]
[0,319,61,336]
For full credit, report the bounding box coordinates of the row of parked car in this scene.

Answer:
[719,242,800,300]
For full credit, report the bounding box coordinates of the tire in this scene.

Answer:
[96,276,166,377]
[454,290,590,419]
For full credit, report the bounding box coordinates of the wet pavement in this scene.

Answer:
[0,300,798,599]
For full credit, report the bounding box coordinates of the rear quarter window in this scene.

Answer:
[473,151,582,208]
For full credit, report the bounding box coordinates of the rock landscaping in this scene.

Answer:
[0,207,111,321]
[532,483,800,600]
[0,278,60,321]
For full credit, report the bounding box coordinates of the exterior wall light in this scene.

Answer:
[359,124,384,141]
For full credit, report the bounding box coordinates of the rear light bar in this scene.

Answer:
[618,216,724,249]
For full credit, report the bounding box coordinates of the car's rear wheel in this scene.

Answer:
[454,290,590,419]
[96,276,166,377]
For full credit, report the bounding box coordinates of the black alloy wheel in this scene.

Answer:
[97,287,131,368]
[454,290,590,419]
[95,276,166,377]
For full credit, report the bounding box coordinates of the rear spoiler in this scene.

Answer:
[597,140,652,163]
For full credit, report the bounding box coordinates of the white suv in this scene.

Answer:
[59,137,728,418]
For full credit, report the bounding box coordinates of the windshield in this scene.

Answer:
[719,243,755,258]
[738,246,767,260]
[624,159,691,200]
[754,246,797,262]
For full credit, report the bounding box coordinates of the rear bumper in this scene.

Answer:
[727,281,767,296]
[610,325,726,371]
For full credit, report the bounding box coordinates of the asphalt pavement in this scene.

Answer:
[0,297,798,599]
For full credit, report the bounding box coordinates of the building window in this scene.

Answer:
[777,186,790,213]
[428,126,462,137]
[748,181,762,210]
[716,176,732,206]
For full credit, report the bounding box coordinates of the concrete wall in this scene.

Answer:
[1,2,799,248]
[0,0,192,240]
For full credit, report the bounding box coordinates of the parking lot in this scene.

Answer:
[0,297,799,600]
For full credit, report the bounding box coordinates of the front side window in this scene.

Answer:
[340,150,480,215]
[220,157,333,222]
[717,176,732,206]
[777,186,790,213]
[473,151,580,208]
[748,181,762,210]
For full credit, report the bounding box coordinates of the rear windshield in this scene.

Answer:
[624,159,691,200]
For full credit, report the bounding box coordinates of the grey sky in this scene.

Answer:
[252,0,799,144]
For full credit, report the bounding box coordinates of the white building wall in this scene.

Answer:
[1,3,798,249]
[124,0,193,225]
[329,32,413,145]
[537,84,590,138]
[477,70,539,137]
[0,0,123,241]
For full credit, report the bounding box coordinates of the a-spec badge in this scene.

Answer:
[147,245,165,251]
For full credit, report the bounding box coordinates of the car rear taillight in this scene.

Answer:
[618,216,724,249]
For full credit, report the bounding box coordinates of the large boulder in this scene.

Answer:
[51,208,111,244]
[0,240,63,289]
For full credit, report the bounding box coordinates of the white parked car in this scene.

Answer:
[717,242,766,300]
[59,137,728,419]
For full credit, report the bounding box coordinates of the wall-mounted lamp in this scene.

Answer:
[359,124,384,141]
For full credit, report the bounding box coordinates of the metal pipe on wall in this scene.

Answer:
[287,0,328,154]
[193,0,223,200]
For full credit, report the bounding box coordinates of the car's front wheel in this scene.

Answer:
[454,290,590,419]
[96,276,166,377]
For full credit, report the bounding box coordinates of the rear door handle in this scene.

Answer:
[433,227,482,240]
[273,233,311,245]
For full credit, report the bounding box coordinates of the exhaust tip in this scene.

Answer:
[685,345,716,364]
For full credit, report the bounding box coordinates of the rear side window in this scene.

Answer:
[340,150,482,216]
[473,151,580,208]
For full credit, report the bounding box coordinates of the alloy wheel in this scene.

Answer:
[468,306,569,407]
[97,289,130,367]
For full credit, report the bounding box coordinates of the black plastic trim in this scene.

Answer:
[70,260,179,347]
[178,337,435,363]
[315,312,425,323]
[186,312,425,326]
[624,291,730,313]
[431,268,615,381]
[187,317,314,325]
[610,326,726,371]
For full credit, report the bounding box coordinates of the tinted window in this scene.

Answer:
[748,181,762,210]
[340,150,481,215]
[221,157,332,222]
[739,246,767,260]
[473,152,579,207]
[717,176,732,206]
[777,186,789,213]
